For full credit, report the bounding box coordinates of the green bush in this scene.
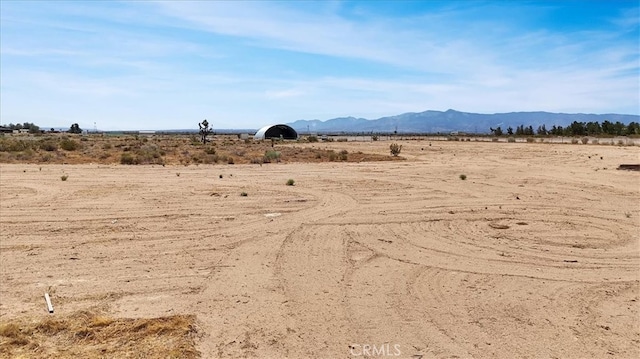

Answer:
[389,143,402,156]
[339,150,348,161]
[120,153,136,165]
[581,137,589,144]
[507,137,516,143]
[263,150,281,163]
[39,141,58,151]
[0,138,33,152]
[61,174,68,181]
[286,179,295,186]
[240,192,248,197]
[307,136,318,143]
[328,150,337,161]
[60,139,80,151]
[459,174,467,180]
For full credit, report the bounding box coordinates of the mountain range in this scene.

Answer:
[287,109,639,134]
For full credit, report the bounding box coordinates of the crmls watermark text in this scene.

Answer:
[350,343,401,356]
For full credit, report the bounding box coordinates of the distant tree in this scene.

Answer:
[627,122,640,135]
[601,120,614,135]
[507,127,513,135]
[199,119,212,143]
[28,124,40,133]
[613,121,626,136]
[536,124,548,136]
[68,123,82,134]
[490,126,503,136]
[525,125,534,136]
[585,122,602,136]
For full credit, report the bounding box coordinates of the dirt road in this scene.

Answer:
[1,141,638,358]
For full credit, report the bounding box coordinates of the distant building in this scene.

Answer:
[254,124,298,140]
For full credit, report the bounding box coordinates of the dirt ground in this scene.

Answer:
[1,140,639,358]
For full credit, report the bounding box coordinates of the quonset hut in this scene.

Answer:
[253,124,298,140]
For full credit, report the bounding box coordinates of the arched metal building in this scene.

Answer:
[254,124,298,140]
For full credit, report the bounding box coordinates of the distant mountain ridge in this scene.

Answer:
[287,109,639,134]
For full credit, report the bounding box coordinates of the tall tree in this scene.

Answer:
[199,119,212,143]
[69,123,82,134]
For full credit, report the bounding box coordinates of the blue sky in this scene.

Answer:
[1,1,638,130]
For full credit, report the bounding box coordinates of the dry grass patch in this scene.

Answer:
[0,310,199,359]
[0,134,404,164]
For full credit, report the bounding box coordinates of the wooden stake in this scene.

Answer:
[44,293,54,313]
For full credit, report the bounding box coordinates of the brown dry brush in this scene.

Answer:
[0,310,199,358]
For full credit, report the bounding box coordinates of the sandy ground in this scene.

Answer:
[1,141,639,358]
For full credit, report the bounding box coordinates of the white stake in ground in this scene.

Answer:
[44,293,54,313]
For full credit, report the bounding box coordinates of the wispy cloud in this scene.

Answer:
[0,1,637,130]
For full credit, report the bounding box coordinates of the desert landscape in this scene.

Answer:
[1,137,639,358]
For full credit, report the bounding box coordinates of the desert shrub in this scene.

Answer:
[120,153,136,165]
[591,139,599,144]
[0,138,33,152]
[526,137,535,143]
[339,149,348,161]
[372,135,378,141]
[39,141,58,151]
[328,150,337,161]
[539,138,545,143]
[61,174,68,181]
[41,153,53,162]
[492,138,499,142]
[507,137,516,143]
[131,144,164,165]
[102,143,112,150]
[240,192,248,197]
[581,137,589,144]
[389,143,402,156]
[264,150,281,163]
[204,147,216,155]
[337,138,348,142]
[617,139,624,146]
[60,139,80,151]
[251,157,264,164]
[286,179,295,186]
[202,154,219,164]
[466,138,471,141]
[324,137,334,142]
[227,157,235,164]
[570,138,579,144]
[459,174,467,180]
[307,136,318,143]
